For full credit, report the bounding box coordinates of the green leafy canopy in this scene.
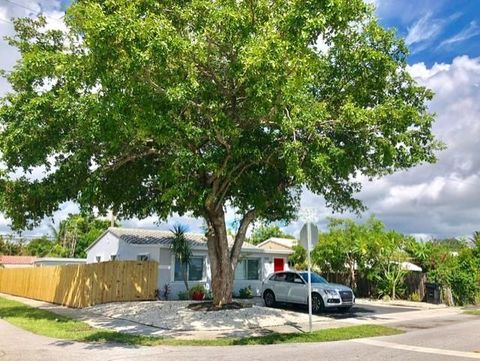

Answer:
[249,224,294,245]
[0,0,442,231]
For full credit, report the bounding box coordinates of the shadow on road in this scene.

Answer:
[273,302,419,320]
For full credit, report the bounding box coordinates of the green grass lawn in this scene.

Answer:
[464,309,480,316]
[0,297,402,346]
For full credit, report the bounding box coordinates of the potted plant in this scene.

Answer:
[189,284,206,301]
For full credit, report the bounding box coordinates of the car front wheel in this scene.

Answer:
[264,290,276,307]
[311,293,324,313]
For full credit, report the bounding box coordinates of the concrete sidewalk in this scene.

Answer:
[0,293,463,339]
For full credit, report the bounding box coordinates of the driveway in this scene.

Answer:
[276,301,420,319]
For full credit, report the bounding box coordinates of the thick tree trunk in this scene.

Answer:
[205,206,234,306]
[204,201,256,307]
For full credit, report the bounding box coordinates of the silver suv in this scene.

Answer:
[262,271,355,313]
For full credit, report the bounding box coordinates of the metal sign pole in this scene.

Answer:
[307,223,313,333]
[299,216,319,334]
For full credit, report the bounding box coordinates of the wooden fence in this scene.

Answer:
[325,271,427,299]
[0,261,158,308]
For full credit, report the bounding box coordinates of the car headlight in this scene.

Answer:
[324,289,339,297]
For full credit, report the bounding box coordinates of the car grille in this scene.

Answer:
[340,291,353,303]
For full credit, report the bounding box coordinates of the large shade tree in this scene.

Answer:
[0,0,441,305]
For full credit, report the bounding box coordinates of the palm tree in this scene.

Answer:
[471,231,480,247]
[169,224,192,291]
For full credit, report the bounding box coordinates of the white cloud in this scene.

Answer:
[407,62,451,79]
[439,21,480,48]
[313,34,329,55]
[374,0,446,24]
[405,13,443,46]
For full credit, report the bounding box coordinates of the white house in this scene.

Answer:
[86,227,293,298]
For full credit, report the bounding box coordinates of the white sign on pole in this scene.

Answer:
[299,222,319,333]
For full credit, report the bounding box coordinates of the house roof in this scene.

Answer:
[399,261,423,272]
[105,227,258,249]
[257,237,298,249]
[0,255,37,265]
[33,257,87,263]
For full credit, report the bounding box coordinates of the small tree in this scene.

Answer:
[0,236,23,255]
[25,237,56,257]
[312,216,386,289]
[169,224,192,291]
[288,245,307,270]
[51,213,113,258]
[249,224,294,245]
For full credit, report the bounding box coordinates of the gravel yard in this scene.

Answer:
[87,300,330,331]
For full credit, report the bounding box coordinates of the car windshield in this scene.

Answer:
[299,272,328,284]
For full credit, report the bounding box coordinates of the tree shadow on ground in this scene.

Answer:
[0,305,73,323]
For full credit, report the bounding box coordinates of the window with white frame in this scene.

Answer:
[137,254,150,261]
[174,256,204,281]
[110,255,117,261]
[95,256,101,263]
[235,258,261,280]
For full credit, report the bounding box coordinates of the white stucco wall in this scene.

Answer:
[232,253,290,297]
[118,243,161,263]
[86,232,120,263]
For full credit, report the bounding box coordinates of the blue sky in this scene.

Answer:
[0,0,479,239]
[375,0,480,65]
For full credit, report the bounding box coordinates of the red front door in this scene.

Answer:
[274,258,285,272]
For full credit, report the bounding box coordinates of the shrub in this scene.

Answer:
[374,263,407,300]
[238,286,254,299]
[409,292,421,302]
[204,290,213,301]
[428,247,480,306]
[289,245,307,270]
[177,291,189,300]
[162,284,171,300]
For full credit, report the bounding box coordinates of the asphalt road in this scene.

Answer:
[277,302,419,319]
[2,307,480,361]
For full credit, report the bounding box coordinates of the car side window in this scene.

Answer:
[285,273,294,283]
[274,273,287,282]
[293,274,305,284]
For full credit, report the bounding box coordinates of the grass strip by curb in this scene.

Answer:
[0,296,402,346]
[464,310,480,316]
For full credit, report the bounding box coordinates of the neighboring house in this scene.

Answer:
[0,256,36,268]
[257,237,298,251]
[86,227,293,298]
[33,257,87,267]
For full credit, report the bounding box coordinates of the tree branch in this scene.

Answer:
[230,209,257,265]
[106,148,160,171]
